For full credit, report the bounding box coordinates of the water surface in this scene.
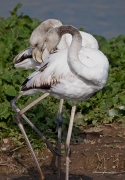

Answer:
[0,0,125,38]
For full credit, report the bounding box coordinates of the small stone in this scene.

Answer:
[3,138,8,144]
[1,147,7,151]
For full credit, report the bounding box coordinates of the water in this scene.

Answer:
[0,0,125,38]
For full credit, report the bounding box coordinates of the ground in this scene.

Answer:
[1,123,125,180]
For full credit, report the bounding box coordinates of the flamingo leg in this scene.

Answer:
[10,93,60,155]
[56,99,64,180]
[14,114,45,180]
[11,93,49,114]
[65,103,76,180]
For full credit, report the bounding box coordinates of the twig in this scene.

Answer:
[7,145,26,152]
[95,152,102,162]
[0,163,8,166]
[93,171,125,175]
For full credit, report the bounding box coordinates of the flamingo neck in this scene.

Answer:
[57,26,82,73]
[58,25,82,56]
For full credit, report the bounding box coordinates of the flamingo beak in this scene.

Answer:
[32,47,43,63]
[42,42,50,60]
[32,43,49,63]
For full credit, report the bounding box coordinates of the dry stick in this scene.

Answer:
[7,145,26,152]
[93,171,125,174]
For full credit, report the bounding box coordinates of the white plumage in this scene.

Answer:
[13,19,98,70]
[13,47,40,69]
[22,47,108,101]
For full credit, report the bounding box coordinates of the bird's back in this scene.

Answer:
[21,47,108,101]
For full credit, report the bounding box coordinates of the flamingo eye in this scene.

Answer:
[31,43,37,49]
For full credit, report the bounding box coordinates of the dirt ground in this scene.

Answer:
[1,123,125,180]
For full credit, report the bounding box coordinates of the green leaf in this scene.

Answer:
[119,95,125,105]
[96,91,102,99]
[5,86,17,96]
[10,3,22,16]
[0,122,7,129]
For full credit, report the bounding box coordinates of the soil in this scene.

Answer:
[1,123,125,180]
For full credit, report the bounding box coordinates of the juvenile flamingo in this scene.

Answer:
[11,25,109,180]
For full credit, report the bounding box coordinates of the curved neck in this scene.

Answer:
[56,25,107,87]
[57,26,82,49]
[57,26,82,74]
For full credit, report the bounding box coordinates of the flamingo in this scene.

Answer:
[11,25,109,180]
[12,19,99,179]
